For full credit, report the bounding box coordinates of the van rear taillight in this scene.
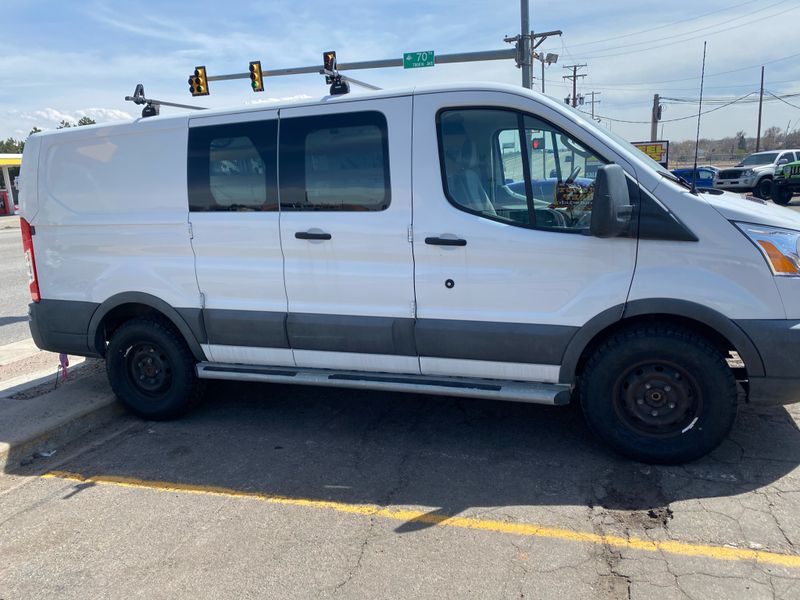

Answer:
[20,218,40,303]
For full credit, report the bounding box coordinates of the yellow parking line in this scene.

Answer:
[43,470,800,569]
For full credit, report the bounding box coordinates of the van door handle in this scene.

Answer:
[425,236,467,247]
[295,231,332,240]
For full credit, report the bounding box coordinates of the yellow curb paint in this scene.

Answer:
[42,470,800,569]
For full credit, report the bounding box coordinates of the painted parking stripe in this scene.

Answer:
[43,470,800,569]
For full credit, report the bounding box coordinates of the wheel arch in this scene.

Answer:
[88,292,207,362]
[559,299,765,383]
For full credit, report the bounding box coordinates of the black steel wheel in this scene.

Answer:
[107,317,203,420]
[756,178,772,200]
[613,361,701,438]
[580,325,738,464]
[126,342,173,396]
[771,182,793,206]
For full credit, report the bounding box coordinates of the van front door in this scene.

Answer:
[278,98,417,373]
[411,93,638,382]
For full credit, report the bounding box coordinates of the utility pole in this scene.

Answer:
[562,64,586,107]
[540,58,545,93]
[505,4,561,92]
[650,94,661,142]
[520,0,531,88]
[532,50,560,94]
[756,65,765,152]
[588,91,601,120]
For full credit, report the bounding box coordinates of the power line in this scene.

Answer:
[563,0,762,50]
[767,91,800,111]
[567,0,790,56]
[582,92,756,124]
[566,4,799,60]
[553,47,800,88]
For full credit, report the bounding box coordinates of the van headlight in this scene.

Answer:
[735,222,800,276]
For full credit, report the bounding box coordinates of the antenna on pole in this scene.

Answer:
[690,42,707,196]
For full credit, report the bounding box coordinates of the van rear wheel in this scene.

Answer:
[106,317,203,420]
[580,326,738,464]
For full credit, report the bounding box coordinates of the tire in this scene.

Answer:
[106,317,203,420]
[755,177,772,200]
[771,182,793,206]
[580,325,738,464]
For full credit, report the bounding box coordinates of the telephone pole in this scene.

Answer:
[650,94,662,142]
[756,65,765,152]
[588,91,601,120]
[505,1,561,90]
[520,0,531,88]
[563,64,586,107]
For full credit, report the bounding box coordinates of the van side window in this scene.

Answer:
[188,120,277,212]
[280,111,390,211]
[438,108,608,232]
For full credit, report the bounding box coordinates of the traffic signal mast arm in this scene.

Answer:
[204,48,517,84]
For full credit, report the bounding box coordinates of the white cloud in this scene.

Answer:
[3,106,134,137]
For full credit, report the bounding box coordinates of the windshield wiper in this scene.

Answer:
[658,170,691,190]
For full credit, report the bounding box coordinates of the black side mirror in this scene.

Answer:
[590,164,633,238]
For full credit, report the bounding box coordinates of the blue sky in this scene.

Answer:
[2,0,799,142]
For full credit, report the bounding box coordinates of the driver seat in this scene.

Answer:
[447,140,497,216]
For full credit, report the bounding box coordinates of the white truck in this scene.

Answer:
[18,83,800,464]
[715,149,800,199]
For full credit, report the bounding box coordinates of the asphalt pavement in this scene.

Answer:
[3,201,800,598]
[2,377,800,598]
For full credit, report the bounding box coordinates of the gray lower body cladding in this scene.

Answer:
[27,299,800,404]
[28,300,578,367]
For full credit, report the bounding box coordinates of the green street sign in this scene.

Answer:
[403,51,435,69]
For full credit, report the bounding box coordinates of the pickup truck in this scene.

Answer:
[714,150,800,199]
[772,158,800,205]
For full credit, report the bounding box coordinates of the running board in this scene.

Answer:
[196,362,571,406]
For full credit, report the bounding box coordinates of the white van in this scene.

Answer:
[18,83,800,464]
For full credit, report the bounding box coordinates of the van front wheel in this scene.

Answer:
[580,326,738,464]
[106,317,203,420]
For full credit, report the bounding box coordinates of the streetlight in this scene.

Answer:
[533,52,558,94]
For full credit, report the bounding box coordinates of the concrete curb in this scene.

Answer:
[0,358,89,398]
[0,370,122,472]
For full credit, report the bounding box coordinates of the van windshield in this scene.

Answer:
[561,104,671,176]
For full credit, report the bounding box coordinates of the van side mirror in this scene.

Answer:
[590,164,632,238]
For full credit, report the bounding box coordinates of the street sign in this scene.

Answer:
[403,51,435,69]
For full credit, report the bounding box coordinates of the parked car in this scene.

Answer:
[715,150,800,199]
[18,83,800,464]
[670,166,718,189]
[772,158,800,206]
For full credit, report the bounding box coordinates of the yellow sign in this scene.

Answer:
[632,141,669,167]
[0,155,22,167]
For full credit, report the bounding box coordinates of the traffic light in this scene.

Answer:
[189,66,209,97]
[323,51,337,83]
[249,61,264,92]
[531,135,544,150]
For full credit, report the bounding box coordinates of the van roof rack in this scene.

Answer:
[125,84,207,118]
